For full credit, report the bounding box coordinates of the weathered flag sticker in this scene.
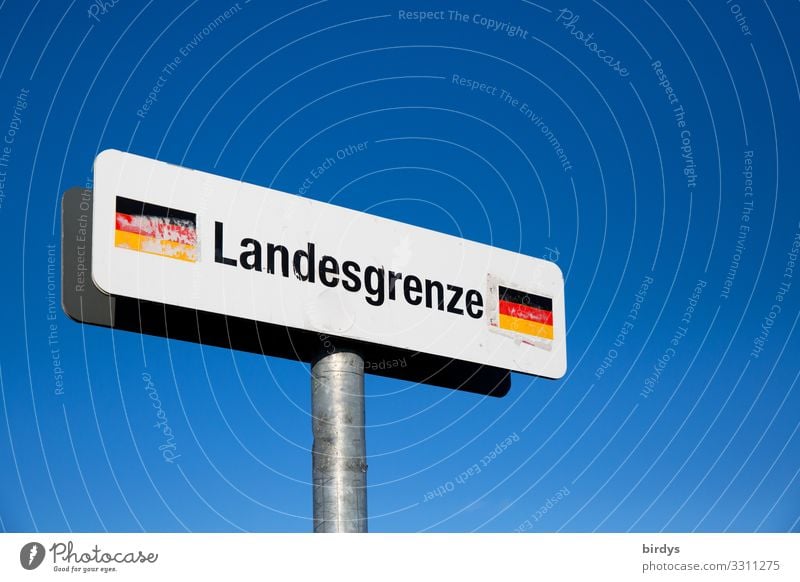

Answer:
[114,196,198,262]
[488,276,554,349]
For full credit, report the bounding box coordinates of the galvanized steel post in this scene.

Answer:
[311,351,368,532]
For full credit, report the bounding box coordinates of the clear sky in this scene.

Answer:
[0,0,798,532]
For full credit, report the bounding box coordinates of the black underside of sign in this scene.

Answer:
[61,187,511,397]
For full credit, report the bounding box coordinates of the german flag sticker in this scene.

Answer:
[495,285,554,343]
[114,196,198,262]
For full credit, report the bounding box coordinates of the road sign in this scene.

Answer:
[64,149,568,531]
[65,149,567,395]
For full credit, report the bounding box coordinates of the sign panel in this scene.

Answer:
[89,150,566,382]
[62,188,512,396]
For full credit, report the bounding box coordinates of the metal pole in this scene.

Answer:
[311,350,367,532]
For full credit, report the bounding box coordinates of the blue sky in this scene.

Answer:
[0,0,798,532]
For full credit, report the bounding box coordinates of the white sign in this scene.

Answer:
[92,150,566,378]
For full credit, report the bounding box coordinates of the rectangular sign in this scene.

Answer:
[90,150,566,381]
